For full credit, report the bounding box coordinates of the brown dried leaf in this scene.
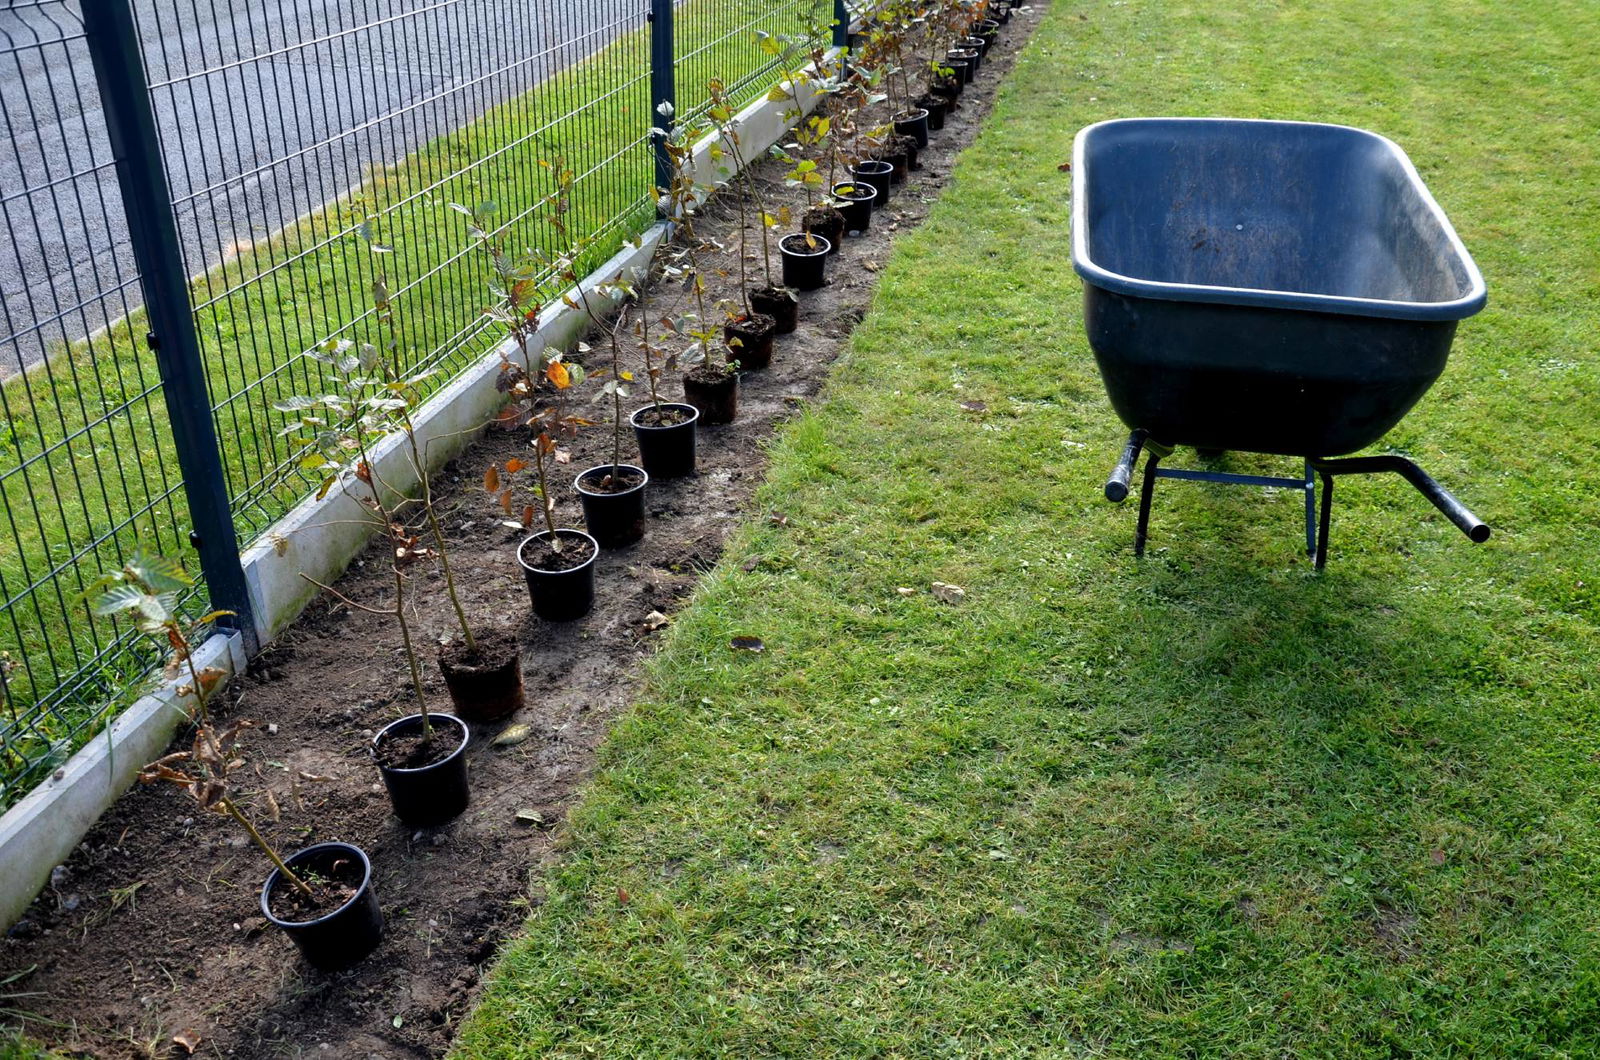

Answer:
[483,465,501,493]
[959,400,988,413]
[171,1030,202,1055]
[642,611,670,632]
[930,581,967,605]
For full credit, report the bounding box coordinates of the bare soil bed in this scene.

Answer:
[1,11,1043,1057]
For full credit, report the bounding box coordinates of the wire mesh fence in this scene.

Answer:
[0,0,839,811]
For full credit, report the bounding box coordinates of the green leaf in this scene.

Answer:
[91,583,146,617]
[128,551,190,593]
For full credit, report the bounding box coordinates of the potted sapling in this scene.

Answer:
[458,200,545,432]
[880,1,931,148]
[831,70,884,235]
[535,158,650,547]
[780,148,841,262]
[761,31,844,257]
[654,116,742,424]
[501,364,601,620]
[629,254,700,479]
[277,340,471,825]
[702,79,778,367]
[90,553,383,969]
[364,228,524,720]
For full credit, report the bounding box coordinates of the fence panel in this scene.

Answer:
[0,1,205,810]
[0,0,834,812]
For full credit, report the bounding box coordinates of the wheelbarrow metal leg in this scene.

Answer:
[1134,450,1163,557]
[1314,471,1335,570]
[1303,460,1317,557]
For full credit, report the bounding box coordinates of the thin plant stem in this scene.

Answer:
[222,798,312,898]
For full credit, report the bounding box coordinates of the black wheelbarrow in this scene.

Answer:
[1070,117,1490,567]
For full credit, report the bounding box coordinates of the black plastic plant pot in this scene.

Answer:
[803,204,846,256]
[849,160,893,205]
[917,95,948,132]
[518,530,598,620]
[575,463,648,548]
[437,629,523,722]
[831,182,878,236]
[935,72,966,100]
[631,402,699,479]
[960,36,987,65]
[780,232,831,290]
[948,50,979,83]
[724,312,777,370]
[372,712,470,827]
[683,366,738,424]
[750,285,799,333]
[261,842,383,971]
[900,136,922,174]
[894,108,930,149]
[878,144,910,184]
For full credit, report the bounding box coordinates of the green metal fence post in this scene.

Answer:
[80,0,258,652]
[649,0,676,210]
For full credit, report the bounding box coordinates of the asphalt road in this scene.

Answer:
[0,0,632,378]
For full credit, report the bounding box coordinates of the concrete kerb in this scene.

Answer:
[0,631,246,930]
[0,57,835,930]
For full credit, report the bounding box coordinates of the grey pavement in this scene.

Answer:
[0,0,631,378]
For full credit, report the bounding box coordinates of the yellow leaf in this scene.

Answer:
[484,465,501,493]
[546,360,571,388]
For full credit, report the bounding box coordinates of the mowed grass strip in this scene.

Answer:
[450,0,1600,1056]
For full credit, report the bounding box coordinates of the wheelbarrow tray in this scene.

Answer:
[1070,118,1486,457]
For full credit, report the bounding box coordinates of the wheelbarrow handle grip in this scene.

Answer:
[1311,455,1490,544]
[1105,430,1147,503]
[1394,460,1492,543]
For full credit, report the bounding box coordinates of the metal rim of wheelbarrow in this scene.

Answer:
[1069,117,1488,323]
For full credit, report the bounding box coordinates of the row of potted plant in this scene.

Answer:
[86,0,1022,974]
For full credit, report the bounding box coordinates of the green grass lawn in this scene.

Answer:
[450,0,1600,1055]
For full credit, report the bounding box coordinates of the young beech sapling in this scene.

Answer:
[90,553,312,898]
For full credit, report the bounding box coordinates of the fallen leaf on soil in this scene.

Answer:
[730,635,766,652]
[171,1030,202,1055]
[514,808,545,827]
[895,587,918,597]
[554,449,572,464]
[642,610,670,631]
[768,512,789,526]
[493,723,533,747]
[959,400,988,413]
[617,887,630,904]
[863,259,882,272]
[931,582,966,604]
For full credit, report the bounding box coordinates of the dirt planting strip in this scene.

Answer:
[1,9,1044,1057]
